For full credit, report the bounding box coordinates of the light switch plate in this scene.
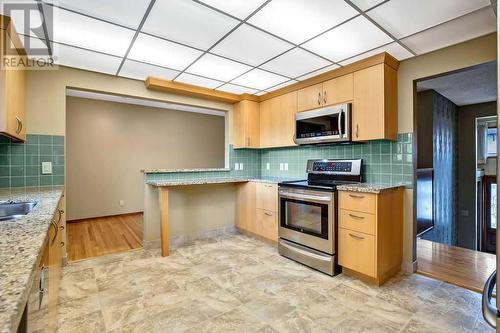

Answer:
[234,163,239,171]
[280,163,284,171]
[239,163,243,170]
[284,163,289,171]
[41,162,52,175]
[266,163,270,170]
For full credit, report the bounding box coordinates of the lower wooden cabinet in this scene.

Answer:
[235,181,279,242]
[338,188,403,285]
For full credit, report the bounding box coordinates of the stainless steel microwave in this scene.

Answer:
[294,103,351,145]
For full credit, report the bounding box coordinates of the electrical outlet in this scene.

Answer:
[266,163,270,170]
[284,163,289,171]
[41,162,52,175]
[239,163,243,170]
[234,163,239,171]
[119,200,125,207]
[280,163,284,171]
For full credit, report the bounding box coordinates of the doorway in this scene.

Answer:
[414,61,497,292]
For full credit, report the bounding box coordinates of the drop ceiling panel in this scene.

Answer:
[128,33,203,70]
[211,24,293,66]
[302,16,392,62]
[44,0,151,29]
[175,73,224,89]
[260,48,331,78]
[231,68,288,90]
[339,42,413,66]
[366,0,492,39]
[187,53,252,82]
[50,6,135,56]
[295,64,340,81]
[217,84,258,94]
[198,0,268,19]
[350,0,386,11]
[118,60,180,81]
[7,1,42,38]
[266,80,298,92]
[401,7,497,55]
[55,44,122,74]
[248,0,358,44]
[142,0,239,50]
[18,35,51,58]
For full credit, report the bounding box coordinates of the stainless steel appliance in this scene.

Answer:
[294,103,351,145]
[278,159,362,275]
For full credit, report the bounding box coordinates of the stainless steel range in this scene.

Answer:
[278,159,362,276]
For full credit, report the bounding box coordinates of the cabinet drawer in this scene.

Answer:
[257,209,278,241]
[339,191,376,214]
[256,183,278,212]
[339,209,375,235]
[339,228,375,277]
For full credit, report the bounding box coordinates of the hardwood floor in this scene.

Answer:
[417,238,496,293]
[67,213,143,262]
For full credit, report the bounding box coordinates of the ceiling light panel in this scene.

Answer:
[217,84,258,95]
[7,1,42,37]
[118,60,180,81]
[175,73,224,89]
[142,0,239,50]
[338,42,413,66]
[128,33,203,71]
[211,24,293,66]
[266,80,298,92]
[49,6,135,56]
[248,0,358,44]
[295,64,340,81]
[231,68,288,90]
[187,53,252,82]
[401,7,496,55]
[366,0,492,39]
[198,0,268,19]
[54,43,122,74]
[260,48,331,78]
[44,0,151,29]
[349,0,386,11]
[302,16,392,62]
[18,35,51,58]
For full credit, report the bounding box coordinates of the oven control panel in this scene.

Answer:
[313,161,352,172]
[307,159,362,176]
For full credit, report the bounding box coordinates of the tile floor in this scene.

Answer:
[57,234,493,333]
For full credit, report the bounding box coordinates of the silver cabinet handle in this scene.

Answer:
[349,233,365,240]
[15,117,22,134]
[323,91,327,104]
[60,241,65,247]
[356,124,359,138]
[348,213,364,220]
[56,209,64,225]
[247,137,250,147]
[38,266,48,310]
[50,220,59,245]
[317,92,321,105]
[349,194,365,199]
[264,212,273,216]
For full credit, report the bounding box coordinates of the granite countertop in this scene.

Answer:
[336,183,404,194]
[146,177,303,187]
[141,168,230,174]
[0,187,64,333]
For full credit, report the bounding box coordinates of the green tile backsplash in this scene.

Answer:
[0,134,65,188]
[145,133,413,187]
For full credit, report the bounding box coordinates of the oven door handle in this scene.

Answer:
[279,192,332,203]
[280,240,331,262]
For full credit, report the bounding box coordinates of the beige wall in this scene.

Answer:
[66,96,225,220]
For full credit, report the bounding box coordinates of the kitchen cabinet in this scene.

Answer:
[235,181,279,242]
[0,16,26,141]
[338,188,403,285]
[353,64,397,142]
[297,74,353,112]
[260,91,297,148]
[233,100,260,148]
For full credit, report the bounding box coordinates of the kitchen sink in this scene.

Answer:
[0,201,37,221]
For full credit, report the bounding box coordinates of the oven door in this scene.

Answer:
[278,187,334,254]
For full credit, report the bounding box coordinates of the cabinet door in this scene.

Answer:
[339,228,375,277]
[259,99,272,148]
[256,183,278,212]
[257,209,278,241]
[276,91,297,147]
[235,182,256,232]
[233,100,259,148]
[297,83,323,112]
[4,53,26,141]
[322,74,353,106]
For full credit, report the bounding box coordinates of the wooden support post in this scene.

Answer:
[159,187,169,257]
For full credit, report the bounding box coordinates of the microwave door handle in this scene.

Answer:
[338,110,343,137]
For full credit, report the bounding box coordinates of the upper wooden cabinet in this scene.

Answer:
[0,16,26,141]
[297,74,353,112]
[233,100,260,148]
[260,91,296,148]
[352,64,397,142]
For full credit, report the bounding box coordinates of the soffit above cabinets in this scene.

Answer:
[11,0,496,95]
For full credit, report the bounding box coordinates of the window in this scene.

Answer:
[487,127,497,157]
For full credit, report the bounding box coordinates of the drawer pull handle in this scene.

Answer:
[349,214,364,220]
[349,233,365,240]
[265,212,273,216]
[349,194,365,199]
